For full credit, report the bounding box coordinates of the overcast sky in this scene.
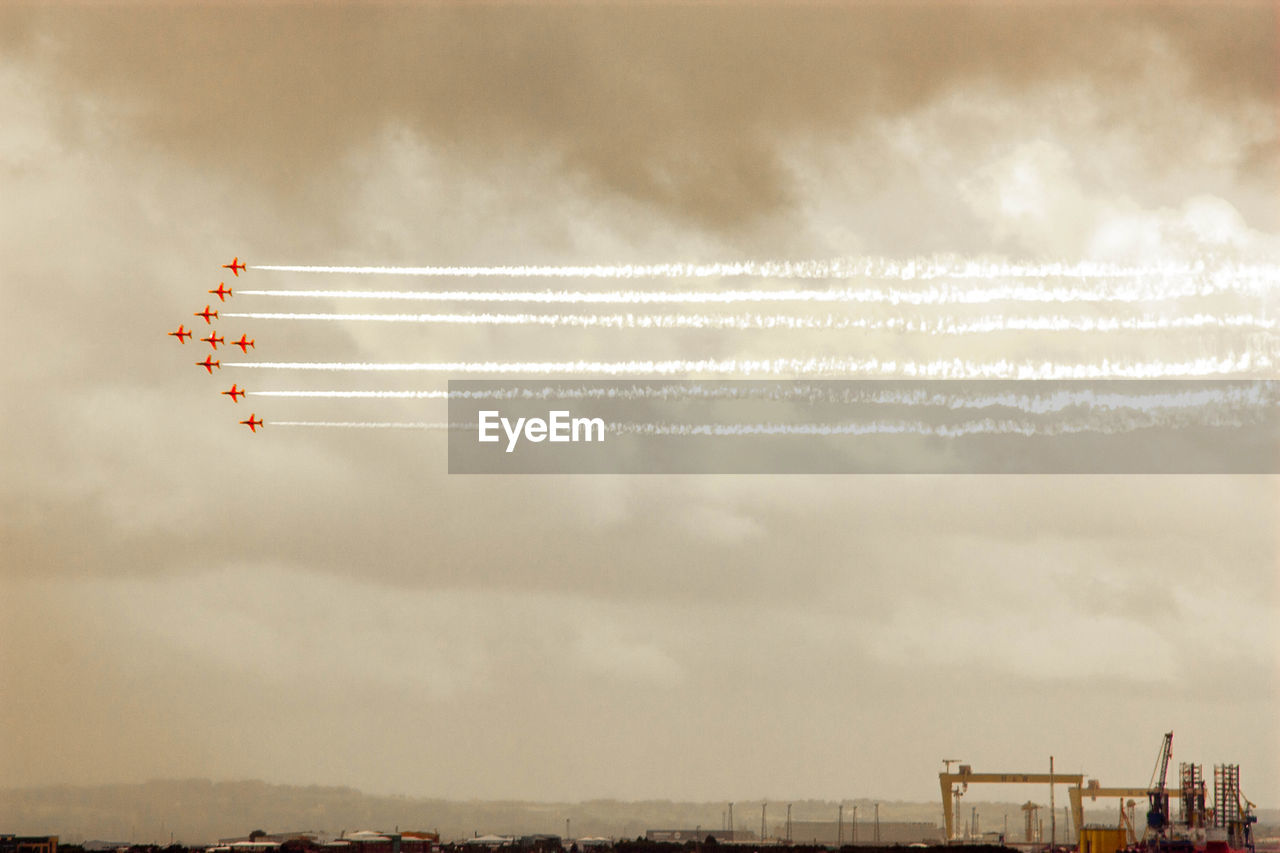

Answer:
[1,3,1277,810]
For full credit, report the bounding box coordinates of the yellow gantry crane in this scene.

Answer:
[939,764,1085,841]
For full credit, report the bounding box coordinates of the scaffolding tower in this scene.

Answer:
[1212,764,1256,853]
[1179,763,1206,829]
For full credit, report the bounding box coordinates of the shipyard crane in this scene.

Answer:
[942,759,965,836]
[1120,799,1138,845]
[938,765,1084,841]
[1146,732,1174,837]
[1067,780,1182,837]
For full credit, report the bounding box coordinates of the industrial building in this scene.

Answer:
[782,821,941,846]
[217,832,319,846]
[644,822,942,846]
[0,837,58,853]
[328,831,437,853]
[643,831,755,844]
[211,830,437,853]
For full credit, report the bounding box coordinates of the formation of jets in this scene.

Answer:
[170,258,264,433]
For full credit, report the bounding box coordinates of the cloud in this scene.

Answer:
[958,141,1277,262]
[1,5,1274,233]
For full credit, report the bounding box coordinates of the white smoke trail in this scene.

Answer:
[612,411,1263,438]
[249,258,1276,280]
[247,384,1277,414]
[234,274,1277,305]
[222,353,1274,378]
[221,310,1277,333]
[261,411,1264,436]
[271,421,461,429]
[253,390,454,399]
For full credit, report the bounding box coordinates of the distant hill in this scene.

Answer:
[2,780,1276,847]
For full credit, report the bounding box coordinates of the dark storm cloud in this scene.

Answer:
[2,4,1274,231]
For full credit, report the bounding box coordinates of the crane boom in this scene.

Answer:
[1147,732,1174,835]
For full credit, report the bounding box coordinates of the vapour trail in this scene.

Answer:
[234,275,1276,305]
[611,411,1263,438]
[253,390,455,399]
[222,310,1277,333]
[247,384,1276,414]
[249,258,1277,280]
[272,421,460,430]
[222,353,1274,378]
[260,412,1264,436]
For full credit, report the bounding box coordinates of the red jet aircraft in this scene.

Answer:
[222,384,245,402]
[196,355,221,374]
[240,414,263,433]
[222,257,246,276]
[209,282,233,301]
[201,331,225,349]
[195,305,218,324]
[168,324,192,343]
[231,334,255,353]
